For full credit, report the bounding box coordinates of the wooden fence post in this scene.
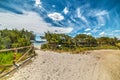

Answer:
[32,44,36,56]
[13,48,18,67]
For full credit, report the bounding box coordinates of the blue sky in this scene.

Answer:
[0,0,120,38]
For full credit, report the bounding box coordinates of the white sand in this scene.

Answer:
[8,50,120,80]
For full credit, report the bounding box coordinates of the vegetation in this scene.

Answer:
[0,29,34,69]
[41,31,120,53]
[0,29,34,49]
[0,52,22,65]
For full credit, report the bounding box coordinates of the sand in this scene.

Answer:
[8,50,120,80]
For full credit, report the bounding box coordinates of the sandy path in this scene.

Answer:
[8,50,120,80]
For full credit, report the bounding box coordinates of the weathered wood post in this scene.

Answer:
[13,48,18,67]
[31,44,35,56]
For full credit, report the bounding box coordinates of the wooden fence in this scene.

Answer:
[0,45,35,78]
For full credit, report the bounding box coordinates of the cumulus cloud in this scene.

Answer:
[0,11,72,34]
[48,12,64,21]
[63,7,69,14]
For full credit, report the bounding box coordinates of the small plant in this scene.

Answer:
[0,52,22,65]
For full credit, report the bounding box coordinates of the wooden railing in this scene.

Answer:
[0,45,35,78]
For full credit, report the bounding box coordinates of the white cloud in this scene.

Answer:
[70,17,76,22]
[85,28,91,31]
[89,10,108,17]
[91,28,99,33]
[87,33,91,35]
[53,27,73,34]
[0,11,72,34]
[48,12,64,21]
[88,10,109,26]
[97,16,105,26]
[95,10,108,16]
[68,20,71,23]
[77,8,81,18]
[83,32,91,35]
[113,30,120,32]
[52,5,56,8]
[99,32,105,36]
[95,10,108,26]
[63,7,69,14]
[35,0,42,8]
[35,0,40,5]
[76,8,88,23]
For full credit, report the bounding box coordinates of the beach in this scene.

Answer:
[8,50,120,80]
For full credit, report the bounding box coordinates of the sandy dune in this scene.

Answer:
[8,50,120,80]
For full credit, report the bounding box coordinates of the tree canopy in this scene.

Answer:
[41,32,120,52]
[0,29,34,49]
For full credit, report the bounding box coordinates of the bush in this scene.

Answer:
[41,32,120,53]
[0,29,34,49]
[41,44,50,49]
[0,52,22,65]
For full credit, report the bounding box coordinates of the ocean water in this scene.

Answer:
[33,42,46,47]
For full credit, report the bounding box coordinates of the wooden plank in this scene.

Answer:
[0,64,12,67]
[16,47,33,63]
[0,45,32,52]
[0,55,34,78]
[0,45,34,77]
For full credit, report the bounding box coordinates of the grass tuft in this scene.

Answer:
[0,52,22,65]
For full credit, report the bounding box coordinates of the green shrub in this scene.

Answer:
[0,52,22,65]
[41,44,50,49]
[41,32,120,53]
[0,29,34,49]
